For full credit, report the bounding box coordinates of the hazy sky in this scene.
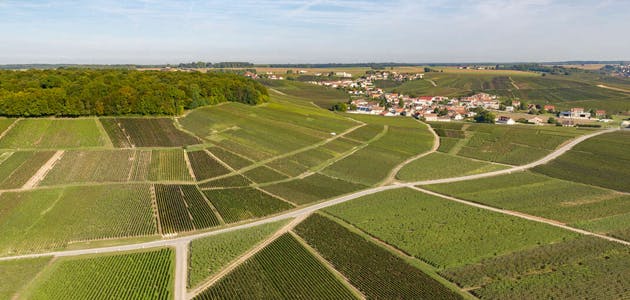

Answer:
[1,0,629,64]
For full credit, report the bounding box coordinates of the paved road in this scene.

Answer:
[0,127,621,300]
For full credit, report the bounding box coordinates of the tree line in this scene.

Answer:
[0,69,269,117]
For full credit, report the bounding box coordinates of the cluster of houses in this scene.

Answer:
[308,71,424,96]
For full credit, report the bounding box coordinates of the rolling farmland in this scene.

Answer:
[325,188,576,268]
[203,188,293,223]
[424,172,630,240]
[101,117,201,147]
[149,149,193,182]
[186,150,231,181]
[295,213,464,299]
[193,233,357,300]
[0,184,156,255]
[0,151,54,188]
[261,173,367,205]
[397,152,509,181]
[154,184,221,234]
[0,256,52,299]
[533,130,630,192]
[188,220,288,288]
[24,249,174,300]
[0,118,108,149]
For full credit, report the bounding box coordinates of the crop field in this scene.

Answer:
[0,118,108,149]
[342,124,383,142]
[0,184,156,255]
[321,122,434,185]
[188,220,288,288]
[148,149,193,181]
[441,236,630,299]
[266,147,336,177]
[533,131,630,192]
[179,101,355,161]
[438,123,585,165]
[101,117,201,147]
[295,213,463,299]
[41,150,140,185]
[0,257,52,299]
[198,174,252,189]
[24,249,174,300]
[424,172,630,237]
[242,165,288,183]
[261,79,349,109]
[261,173,367,205]
[325,188,575,268]
[0,118,16,134]
[194,233,357,300]
[187,150,231,181]
[397,152,509,181]
[0,151,54,188]
[202,188,293,223]
[206,146,252,170]
[154,184,221,234]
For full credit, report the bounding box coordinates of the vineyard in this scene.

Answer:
[0,118,108,149]
[294,213,464,299]
[0,151,54,188]
[41,150,137,185]
[193,233,357,300]
[206,146,253,170]
[424,172,630,237]
[430,122,586,165]
[25,249,174,300]
[101,117,201,147]
[397,152,508,181]
[533,130,630,192]
[242,166,288,183]
[154,184,221,234]
[261,173,367,205]
[324,188,575,268]
[442,236,630,299]
[199,174,252,189]
[188,220,288,288]
[0,184,156,255]
[0,256,52,299]
[187,150,231,181]
[202,188,294,223]
[149,149,193,181]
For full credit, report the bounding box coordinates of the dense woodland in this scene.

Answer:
[0,69,269,117]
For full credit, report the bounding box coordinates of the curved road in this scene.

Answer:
[0,127,620,300]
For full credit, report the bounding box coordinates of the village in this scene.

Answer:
[304,71,612,126]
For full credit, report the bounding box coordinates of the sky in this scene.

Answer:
[0,0,629,64]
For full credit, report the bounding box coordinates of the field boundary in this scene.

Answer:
[186,215,305,299]
[383,120,439,185]
[21,150,64,190]
[410,186,630,246]
[0,118,20,141]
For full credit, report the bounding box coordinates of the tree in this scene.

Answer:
[547,116,556,124]
[330,102,347,112]
[474,110,495,123]
[398,98,405,108]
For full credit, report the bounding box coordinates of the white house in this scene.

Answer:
[496,116,515,125]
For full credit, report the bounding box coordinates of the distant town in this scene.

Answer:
[291,71,614,127]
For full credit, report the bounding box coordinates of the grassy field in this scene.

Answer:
[24,249,174,300]
[397,152,509,181]
[325,188,576,268]
[0,257,52,299]
[0,184,156,255]
[194,233,357,300]
[424,172,630,239]
[533,130,630,192]
[154,184,221,234]
[295,213,464,299]
[0,151,54,188]
[101,117,200,147]
[188,220,288,289]
[441,236,630,299]
[261,173,367,205]
[203,188,293,223]
[0,118,108,149]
